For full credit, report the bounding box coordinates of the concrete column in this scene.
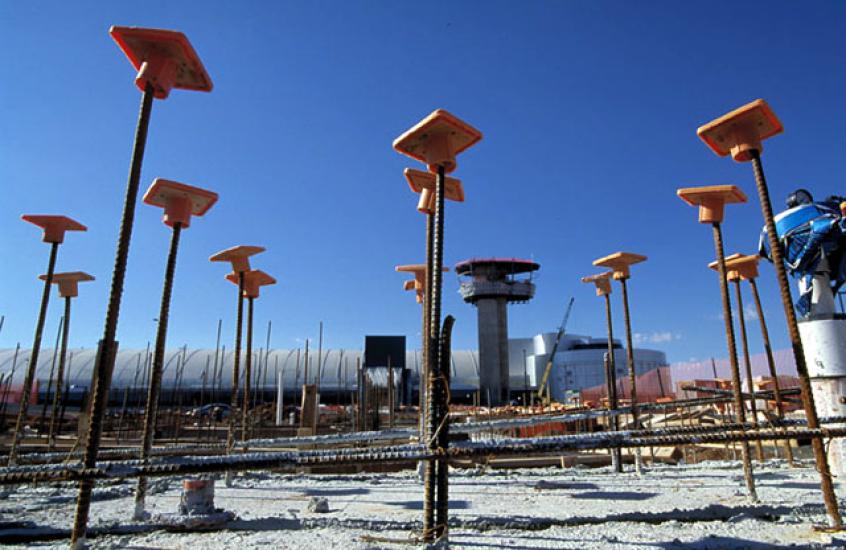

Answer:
[477,297,509,406]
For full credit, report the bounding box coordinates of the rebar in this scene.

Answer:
[9,241,60,465]
[712,222,757,501]
[225,271,245,487]
[242,296,254,442]
[436,315,455,538]
[39,315,64,433]
[733,279,765,461]
[602,294,623,472]
[748,277,794,464]
[423,164,446,542]
[70,82,155,548]
[134,221,182,519]
[618,277,643,473]
[48,297,72,449]
[749,148,840,526]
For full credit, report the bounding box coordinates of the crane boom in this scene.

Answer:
[536,297,575,403]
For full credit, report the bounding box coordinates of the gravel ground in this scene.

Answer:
[2,459,845,549]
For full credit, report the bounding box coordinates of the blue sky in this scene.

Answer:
[2,1,845,363]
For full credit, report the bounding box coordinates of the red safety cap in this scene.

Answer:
[143,178,218,228]
[393,109,482,174]
[109,26,213,99]
[210,245,266,274]
[22,215,87,244]
[40,271,95,298]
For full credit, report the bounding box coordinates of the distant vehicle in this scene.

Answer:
[189,403,230,421]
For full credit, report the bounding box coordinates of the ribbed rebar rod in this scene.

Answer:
[134,221,182,519]
[602,293,622,472]
[2,427,844,487]
[618,277,643,473]
[420,212,433,437]
[9,241,59,466]
[48,297,71,450]
[423,164,446,542]
[712,222,757,501]
[748,277,794,465]
[436,315,454,538]
[733,279,765,462]
[225,271,245,487]
[71,82,155,548]
[39,315,64,433]
[749,149,840,526]
[242,296,254,442]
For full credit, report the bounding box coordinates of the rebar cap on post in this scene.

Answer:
[697,99,783,162]
[403,168,464,214]
[210,245,266,274]
[39,271,95,298]
[396,263,448,302]
[22,215,87,244]
[593,252,647,280]
[677,185,747,224]
[110,26,213,99]
[143,179,218,228]
[225,269,276,298]
[393,109,482,174]
[581,272,614,296]
[708,254,742,282]
[725,254,760,281]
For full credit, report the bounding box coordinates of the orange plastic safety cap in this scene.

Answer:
[210,245,266,274]
[725,254,760,281]
[404,168,465,214]
[697,99,783,162]
[143,178,218,228]
[22,215,87,244]
[593,252,647,280]
[677,185,747,224]
[581,272,613,297]
[40,271,95,298]
[110,26,213,99]
[225,269,276,298]
[707,255,741,282]
[393,109,482,174]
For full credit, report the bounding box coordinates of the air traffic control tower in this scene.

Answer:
[456,258,539,406]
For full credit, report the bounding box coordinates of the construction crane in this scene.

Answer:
[536,297,575,405]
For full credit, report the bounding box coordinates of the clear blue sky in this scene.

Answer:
[2,1,845,363]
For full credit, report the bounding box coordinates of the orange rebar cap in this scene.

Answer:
[593,252,647,280]
[210,245,266,273]
[403,168,464,214]
[39,271,95,298]
[393,109,482,174]
[707,254,742,282]
[225,269,276,298]
[396,263,448,302]
[110,26,213,99]
[725,253,760,281]
[677,185,747,224]
[143,178,218,228]
[581,272,614,297]
[697,99,783,162]
[22,215,87,244]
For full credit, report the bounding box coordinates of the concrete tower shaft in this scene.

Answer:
[456,258,539,406]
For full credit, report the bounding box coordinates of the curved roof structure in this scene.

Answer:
[455,257,540,275]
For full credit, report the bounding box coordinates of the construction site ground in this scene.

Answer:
[3,457,846,549]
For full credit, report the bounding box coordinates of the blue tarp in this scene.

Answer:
[759,201,846,316]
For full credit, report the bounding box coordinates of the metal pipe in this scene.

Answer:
[712,222,757,501]
[134,221,182,518]
[749,149,840,526]
[9,241,60,465]
[748,278,794,465]
[71,82,155,547]
[48,298,72,449]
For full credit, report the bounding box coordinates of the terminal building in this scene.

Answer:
[0,335,668,406]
